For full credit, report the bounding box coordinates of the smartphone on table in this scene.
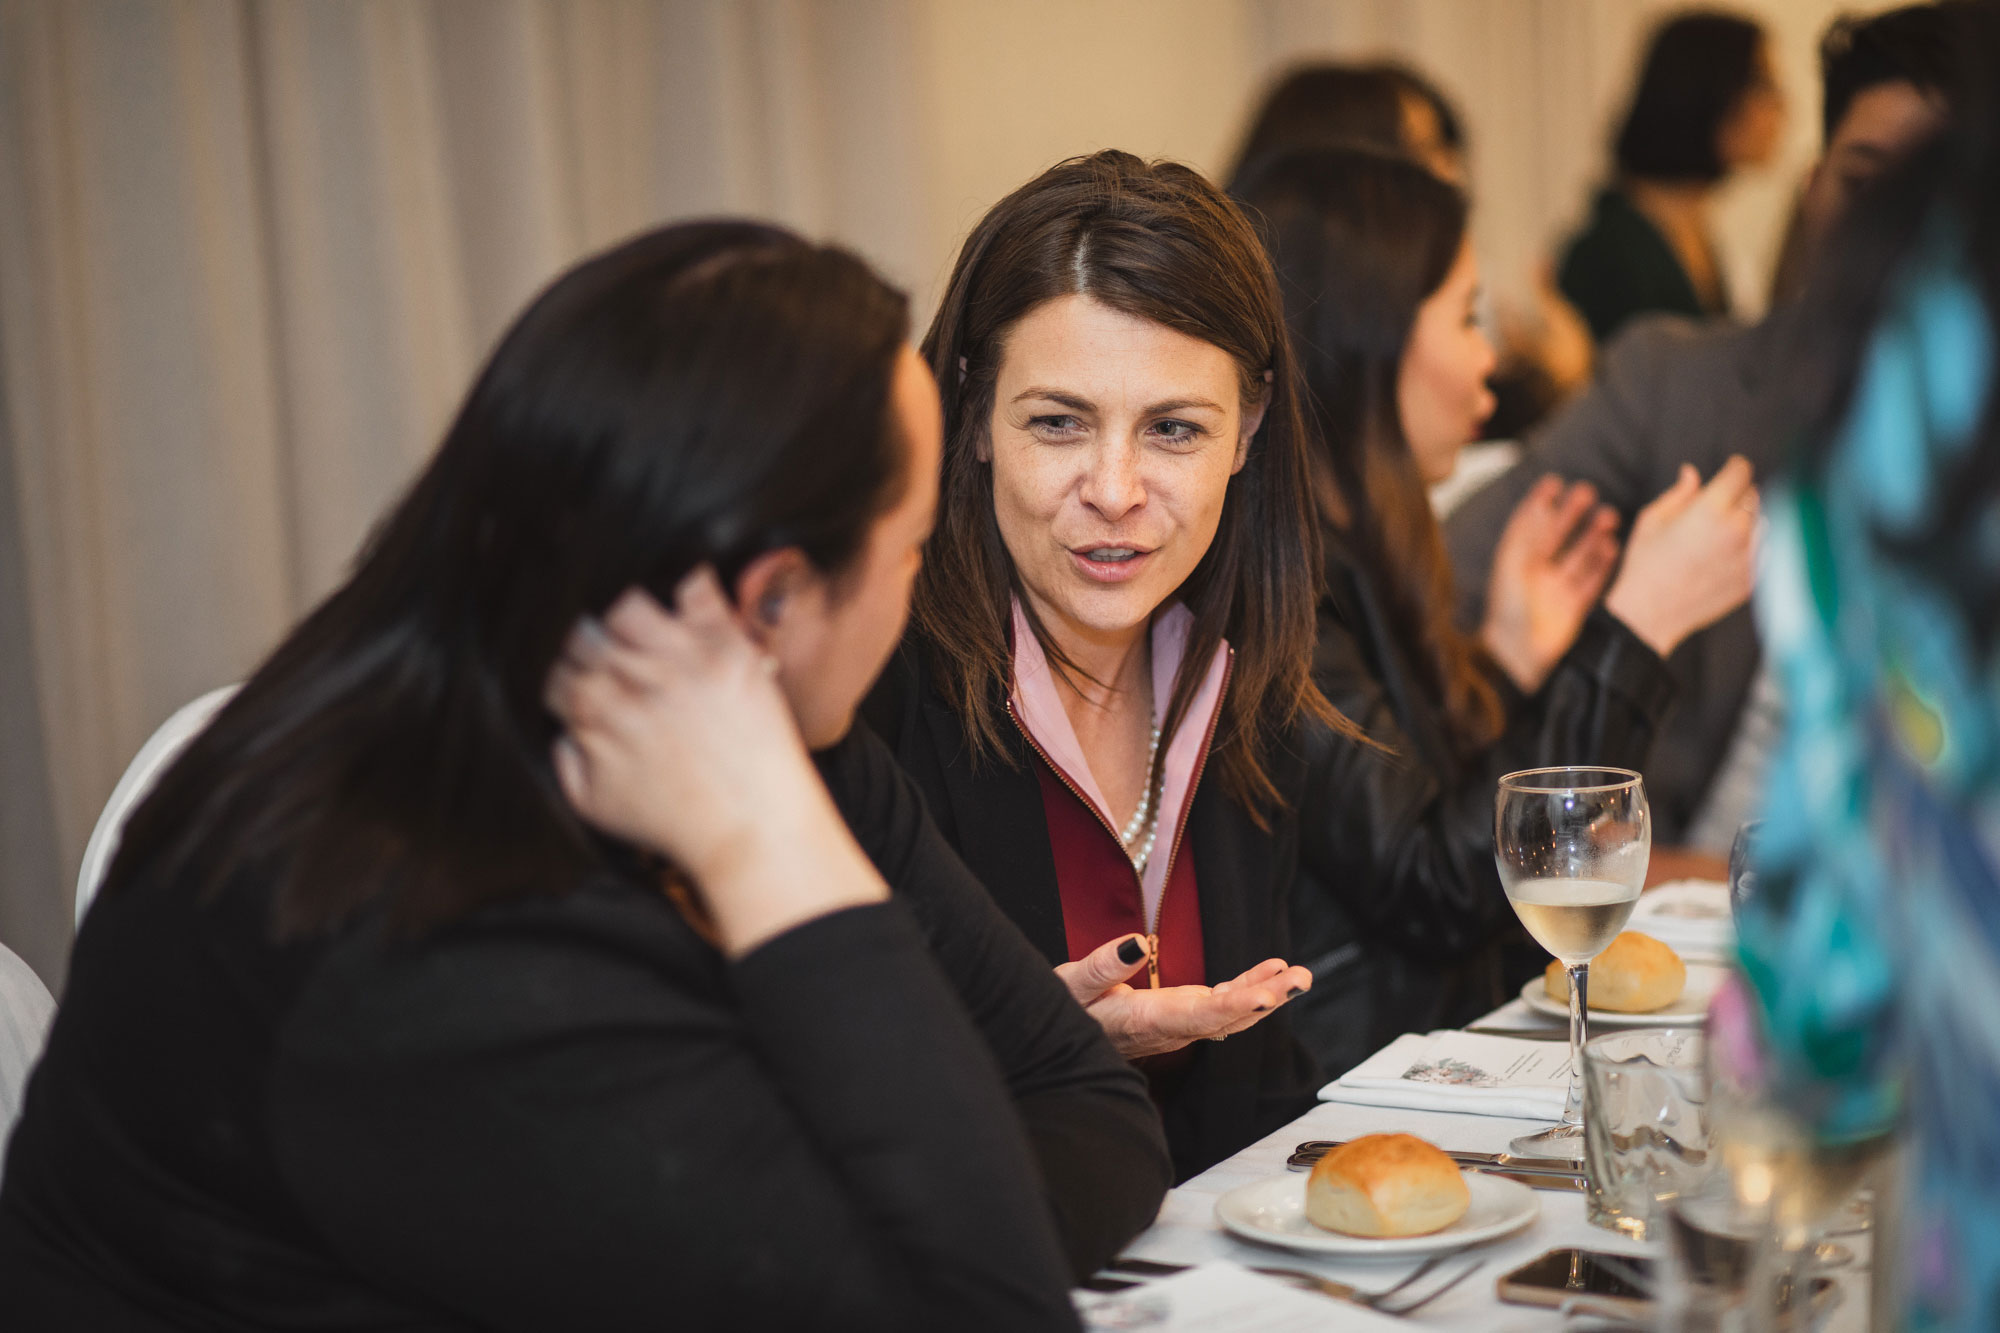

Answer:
[1497,1249,1657,1319]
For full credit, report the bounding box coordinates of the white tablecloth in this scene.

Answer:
[1104,1006,1872,1330]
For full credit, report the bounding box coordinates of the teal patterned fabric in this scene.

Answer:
[1743,227,2000,1331]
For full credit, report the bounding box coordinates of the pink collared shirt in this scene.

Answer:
[1008,598,1230,933]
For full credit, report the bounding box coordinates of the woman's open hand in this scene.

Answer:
[545,568,885,956]
[1054,935,1312,1059]
[1480,475,1622,692]
[1603,457,1759,660]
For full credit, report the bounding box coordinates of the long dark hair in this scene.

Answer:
[106,220,912,937]
[913,150,1353,818]
[1235,145,1503,754]
[1615,10,1768,183]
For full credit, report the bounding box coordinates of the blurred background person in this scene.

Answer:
[1738,7,2000,1320]
[1558,10,1787,346]
[1227,59,1593,448]
[1449,0,1967,858]
[1226,60,1466,186]
[1236,145,1755,1074]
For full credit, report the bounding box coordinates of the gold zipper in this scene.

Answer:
[1006,646,1233,991]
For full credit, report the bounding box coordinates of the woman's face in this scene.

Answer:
[984,294,1254,651]
[1397,238,1496,484]
[762,346,941,749]
[1718,41,1785,171]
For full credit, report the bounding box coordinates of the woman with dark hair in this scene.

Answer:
[1229,59,1589,439]
[1227,62,1459,189]
[0,220,1168,1329]
[1235,145,1761,1073]
[864,149,1478,1179]
[1559,10,1786,344]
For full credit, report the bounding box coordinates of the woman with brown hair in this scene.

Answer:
[860,150,1437,1178]
[1234,144,1759,1075]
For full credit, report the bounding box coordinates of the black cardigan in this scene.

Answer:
[0,728,1168,1332]
[866,646,1330,1184]
[1290,528,1678,1076]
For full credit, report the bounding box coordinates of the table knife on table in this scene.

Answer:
[1288,1139,1585,1190]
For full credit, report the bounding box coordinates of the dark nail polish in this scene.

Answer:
[1117,937,1146,965]
[1286,987,1304,999]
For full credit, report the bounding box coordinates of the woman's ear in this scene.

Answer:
[1234,382,1272,475]
[732,547,814,646]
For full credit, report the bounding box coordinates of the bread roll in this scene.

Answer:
[1305,1133,1471,1237]
[1544,930,1686,1012]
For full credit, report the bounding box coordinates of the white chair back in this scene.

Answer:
[0,939,57,1181]
[74,685,240,929]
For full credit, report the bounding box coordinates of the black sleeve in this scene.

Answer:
[1296,606,1673,959]
[816,724,1171,1278]
[268,897,1083,1332]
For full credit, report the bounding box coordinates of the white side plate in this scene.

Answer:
[1213,1170,1540,1257]
[1521,960,1729,1026]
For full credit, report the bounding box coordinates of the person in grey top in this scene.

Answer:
[1445,2,1967,843]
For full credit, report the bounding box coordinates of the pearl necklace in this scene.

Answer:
[1119,724,1164,873]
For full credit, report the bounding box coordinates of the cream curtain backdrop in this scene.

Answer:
[0,0,1844,988]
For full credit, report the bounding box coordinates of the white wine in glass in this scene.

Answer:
[1496,766,1650,1159]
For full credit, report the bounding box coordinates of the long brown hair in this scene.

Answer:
[912,150,1354,818]
[1235,145,1504,754]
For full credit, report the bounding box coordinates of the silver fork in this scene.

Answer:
[1106,1251,1483,1317]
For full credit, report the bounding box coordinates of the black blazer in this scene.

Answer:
[1292,528,1677,1076]
[864,636,1548,1183]
[0,728,1166,1332]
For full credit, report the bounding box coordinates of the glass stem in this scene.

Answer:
[1564,962,1588,1128]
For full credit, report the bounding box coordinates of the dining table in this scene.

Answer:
[1093,990,1875,1330]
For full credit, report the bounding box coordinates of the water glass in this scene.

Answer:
[1585,1027,1710,1240]
[1728,819,1765,925]
[1659,1172,1765,1331]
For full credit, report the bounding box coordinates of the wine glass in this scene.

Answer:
[1495,766,1651,1159]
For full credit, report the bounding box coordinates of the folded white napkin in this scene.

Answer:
[1318,1030,1572,1119]
[1629,878,1735,961]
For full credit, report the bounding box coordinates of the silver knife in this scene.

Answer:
[1282,1149,1583,1191]
[1463,1025,1572,1041]
[1472,1167,1585,1192]
[1106,1259,1375,1303]
[1290,1140,1581,1176]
